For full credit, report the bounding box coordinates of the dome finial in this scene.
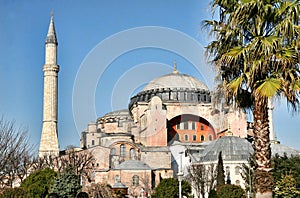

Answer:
[173,60,179,74]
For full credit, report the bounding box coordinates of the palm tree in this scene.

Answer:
[204,0,300,197]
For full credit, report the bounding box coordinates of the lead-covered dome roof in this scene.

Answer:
[199,136,253,162]
[97,109,133,124]
[143,73,209,91]
[129,69,211,110]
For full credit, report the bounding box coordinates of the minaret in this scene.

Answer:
[39,15,60,157]
[268,98,278,144]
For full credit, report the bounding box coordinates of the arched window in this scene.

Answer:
[235,180,240,185]
[192,135,197,141]
[130,148,135,160]
[115,175,120,183]
[184,134,189,141]
[208,135,213,141]
[132,175,139,186]
[200,135,205,141]
[191,122,196,130]
[235,166,240,175]
[201,125,204,130]
[91,140,95,145]
[110,148,116,155]
[226,166,230,175]
[184,122,188,130]
[226,166,231,184]
[120,144,126,157]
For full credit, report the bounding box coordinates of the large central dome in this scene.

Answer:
[129,66,212,110]
[143,73,209,91]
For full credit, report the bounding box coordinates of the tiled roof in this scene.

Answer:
[114,160,152,170]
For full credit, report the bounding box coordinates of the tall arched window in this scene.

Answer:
[226,166,230,175]
[201,125,204,130]
[208,135,213,141]
[192,135,197,141]
[201,135,205,141]
[115,175,120,183]
[183,122,188,130]
[184,134,189,141]
[226,166,231,184]
[191,122,196,130]
[132,175,139,186]
[130,148,135,160]
[120,144,126,157]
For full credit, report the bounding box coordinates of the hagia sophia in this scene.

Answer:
[38,16,300,197]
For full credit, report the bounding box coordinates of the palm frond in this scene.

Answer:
[256,77,281,97]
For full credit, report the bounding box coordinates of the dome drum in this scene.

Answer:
[129,87,211,110]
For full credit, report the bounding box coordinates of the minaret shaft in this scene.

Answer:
[268,98,277,143]
[39,16,60,157]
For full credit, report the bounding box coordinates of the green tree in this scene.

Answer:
[0,187,29,198]
[217,184,246,198]
[274,174,300,198]
[21,167,57,198]
[216,152,225,191]
[151,178,192,198]
[86,183,113,198]
[51,166,82,198]
[272,154,300,189]
[241,154,255,197]
[204,0,300,197]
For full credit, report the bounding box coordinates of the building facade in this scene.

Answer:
[80,62,249,197]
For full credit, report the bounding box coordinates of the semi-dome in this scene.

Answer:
[143,73,209,91]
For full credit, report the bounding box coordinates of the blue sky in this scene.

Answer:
[0,0,299,152]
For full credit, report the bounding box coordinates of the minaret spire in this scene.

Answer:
[39,15,60,157]
[46,13,57,45]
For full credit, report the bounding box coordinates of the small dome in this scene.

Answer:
[114,160,151,170]
[200,136,253,162]
[143,73,209,91]
[271,143,299,157]
[98,109,133,123]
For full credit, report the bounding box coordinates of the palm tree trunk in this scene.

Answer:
[253,95,273,198]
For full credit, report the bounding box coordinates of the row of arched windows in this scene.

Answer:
[177,121,206,130]
[182,134,213,141]
[115,175,139,186]
[225,166,241,175]
[110,144,137,160]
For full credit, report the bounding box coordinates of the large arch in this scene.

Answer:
[167,114,216,144]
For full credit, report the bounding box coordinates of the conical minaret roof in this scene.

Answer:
[45,15,57,44]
